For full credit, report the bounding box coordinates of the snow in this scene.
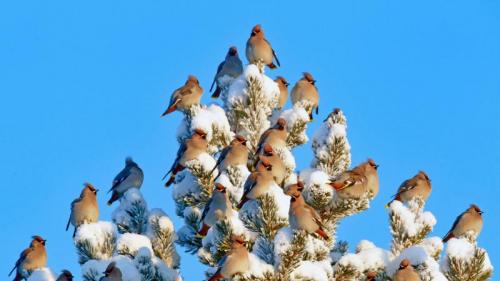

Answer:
[147,208,175,233]
[275,147,296,174]
[117,233,154,256]
[389,200,436,237]
[74,221,117,251]
[300,169,330,186]
[82,256,141,281]
[387,245,447,280]
[445,237,475,259]
[273,227,330,267]
[352,241,391,272]
[244,253,274,278]
[267,183,290,218]
[421,237,443,258]
[26,268,56,281]
[215,164,250,202]
[291,260,332,281]
[337,253,363,269]
[190,104,232,143]
[112,188,148,228]
[152,256,182,281]
[186,153,217,172]
[202,210,252,248]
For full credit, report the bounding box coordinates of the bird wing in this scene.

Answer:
[200,197,213,222]
[66,197,81,230]
[243,173,258,195]
[445,212,465,238]
[109,166,131,192]
[9,248,32,276]
[256,129,272,152]
[392,178,417,198]
[214,145,231,169]
[264,38,280,67]
[304,204,324,228]
[217,254,228,267]
[162,141,188,180]
[210,61,225,92]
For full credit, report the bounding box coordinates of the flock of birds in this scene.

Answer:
[9,24,485,281]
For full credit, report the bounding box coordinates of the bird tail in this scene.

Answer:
[165,176,176,188]
[443,232,454,242]
[268,63,278,69]
[107,191,120,206]
[237,197,249,210]
[330,182,345,191]
[73,226,78,238]
[207,270,223,281]
[8,264,16,277]
[272,49,280,67]
[12,271,23,281]
[315,105,319,115]
[66,215,71,231]
[196,224,210,237]
[211,86,222,98]
[161,105,177,117]
[316,228,329,240]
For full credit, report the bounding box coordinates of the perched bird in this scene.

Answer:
[208,236,250,281]
[284,180,304,196]
[197,183,233,237]
[291,72,319,119]
[107,157,144,205]
[210,135,248,179]
[323,108,341,122]
[9,236,47,281]
[351,159,379,198]
[386,171,431,207]
[66,183,99,237]
[256,144,287,187]
[163,129,208,187]
[161,75,203,116]
[237,156,274,209]
[289,189,329,240]
[275,76,289,109]
[56,270,73,281]
[329,171,368,200]
[365,271,377,281]
[211,46,243,98]
[246,24,280,69]
[99,262,122,281]
[443,204,484,242]
[393,259,421,281]
[256,118,287,154]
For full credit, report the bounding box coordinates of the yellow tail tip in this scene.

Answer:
[194,233,205,239]
[384,204,389,209]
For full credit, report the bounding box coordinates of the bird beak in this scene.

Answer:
[95,189,100,192]
[479,211,484,215]
[375,164,379,169]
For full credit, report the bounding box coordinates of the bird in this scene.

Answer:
[275,76,289,109]
[288,189,329,240]
[284,180,304,196]
[245,24,280,69]
[208,236,250,281]
[99,262,122,281]
[211,46,243,98]
[291,72,319,119]
[256,143,287,187]
[197,183,233,237]
[329,171,368,200]
[66,183,99,237]
[386,171,431,207]
[443,204,484,242]
[56,270,73,281]
[351,159,379,198]
[365,271,377,281]
[9,236,47,281]
[163,129,208,187]
[237,156,274,209]
[161,75,203,116]
[323,108,342,122]
[393,259,421,281]
[107,157,144,205]
[256,118,287,154]
[210,135,248,179]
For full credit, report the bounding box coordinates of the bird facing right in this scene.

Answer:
[291,72,319,119]
[386,171,431,207]
[99,262,123,281]
[443,204,484,242]
[9,236,48,281]
[66,183,99,237]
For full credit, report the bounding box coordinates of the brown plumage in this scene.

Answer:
[99,262,122,281]
[161,75,203,116]
[393,259,421,281]
[365,271,377,281]
[329,170,368,200]
[275,76,289,109]
[197,183,233,237]
[245,24,280,69]
[256,118,287,154]
[387,171,431,207]
[210,135,248,180]
[351,159,379,198]
[208,236,250,281]
[56,270,74,281]
[9,236,47,281]
[66,183,99,237]
[443,204,484,242]
[256,144,287,187]
[237,156,275,209]
[284,180,304,196]
[291,72,319,119]
[289,190,329,240]
[164,129,208,187]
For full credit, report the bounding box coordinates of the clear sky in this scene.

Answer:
[1,1,499,280]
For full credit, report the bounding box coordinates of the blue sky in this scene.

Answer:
[1,1,499,280]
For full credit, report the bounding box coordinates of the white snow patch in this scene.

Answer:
[27,268,56,281]
[117,233,154,256]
